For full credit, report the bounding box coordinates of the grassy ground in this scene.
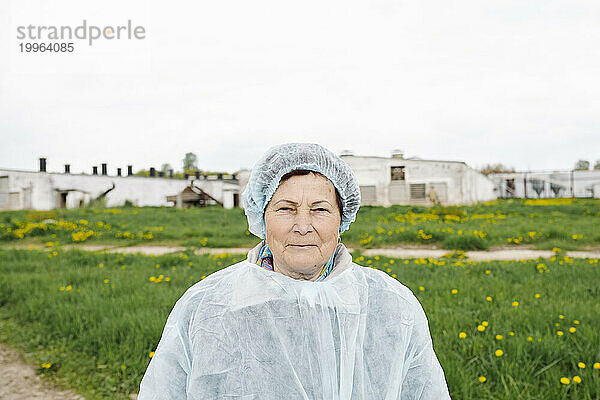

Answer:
[1,198,600,251]
[1,247,598,399]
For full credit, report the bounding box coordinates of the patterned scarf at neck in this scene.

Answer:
[256,242,337,282]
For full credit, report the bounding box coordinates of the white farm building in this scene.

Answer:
[488,170,600,199]
[0,159,240,211]
[338,151,496,206]
[1,152,497,211]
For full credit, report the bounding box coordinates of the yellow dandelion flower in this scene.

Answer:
[149,276,156,282]
[478,376,487,383]
[512,301,519,307]
[535,293,540,298]
[527,336,533,341]
[451,289,458,294]
[508,331,515,336]
[485,270,491,275]
[593,362,600,369]
[459,332,467,339]
[41,362,52,369]
[99,263,104,268]
[560,377,570,385]
[496,334,503,340]
[556,330,564,336]
[486,296,492,302]
[569,327,576,333]
[482,321,489,327]
[59,286,65,291]
[477,325,485,332]
[572,376,581,384]
[65,285,72,291]
[165,277,171,282]
[559,314,565,319]
[495,349,504,357]
[104,279,109,284]
[573,320,580,325]
[391,274,397,278]
[578,362,586,368]
[418,286,425,291]
[149,351,155,358]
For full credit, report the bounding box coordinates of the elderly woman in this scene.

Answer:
[138,143,450,399]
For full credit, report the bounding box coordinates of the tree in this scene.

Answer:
[183,153,198,171]
[594,160,600,170]
[574,160,590,171]
[478,163,516,175]
[160,163,172,174]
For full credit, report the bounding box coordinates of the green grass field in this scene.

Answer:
[1,198,600,250]
[1,246,598,399]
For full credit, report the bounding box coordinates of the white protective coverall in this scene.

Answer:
[138,242,451,399]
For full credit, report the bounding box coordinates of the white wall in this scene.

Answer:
[0,169,239,210]
[340,156,496,206]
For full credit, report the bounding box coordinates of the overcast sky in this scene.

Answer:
[1,0,599,175]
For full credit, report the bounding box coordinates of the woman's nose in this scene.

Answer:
[293,213,314,235]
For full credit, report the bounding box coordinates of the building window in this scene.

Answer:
[359,185,377,204]
[391,166,405,181]
[409,183,426,200]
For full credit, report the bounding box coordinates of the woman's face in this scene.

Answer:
[264,172,341,281]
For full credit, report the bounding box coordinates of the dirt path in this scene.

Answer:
[5,243,600,260]
[0,343,85,400]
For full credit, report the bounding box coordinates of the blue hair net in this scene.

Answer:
[242,143,361,239]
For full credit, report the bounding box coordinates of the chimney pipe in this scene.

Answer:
[149,167,156,177]
[184,173,189,180]
[92,166,98,175]
[64,164,70,174]
[195,171,200,179]
[127,165,133,176]
[158,171,164,178]
[169,169,174,178]
[117,168,122,176]
[101,163,107,175]
[217,174,223,180]
[39,158,47,172]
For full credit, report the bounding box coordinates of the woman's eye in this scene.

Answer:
[277,207,293,211]
[313,208,330,212]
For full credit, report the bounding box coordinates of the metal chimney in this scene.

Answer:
[127,165,133,176]
[39,158,47,172]
[169,169,174,178]
[184,173,189,180]
[217,174,223,180]
[92,166,98,175]
[117,168,122,176]
[391,149,405,159]
[101,163,107,175]
[64,164,70,174]
[195,171,200,179]
[149,167,156,177]
[158,171,164,178]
